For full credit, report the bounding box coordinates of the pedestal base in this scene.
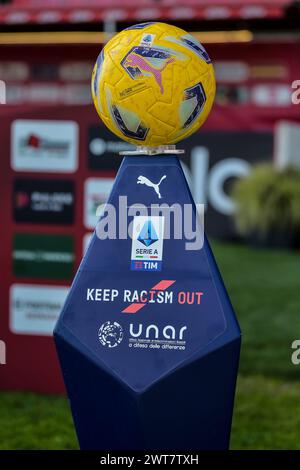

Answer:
[54,155,241,450]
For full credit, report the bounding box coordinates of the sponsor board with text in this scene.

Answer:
[13,233,74,280]
[11,120,78,173]
[13,178,75,224]
[10,284,69,336]
[88,125,134,170]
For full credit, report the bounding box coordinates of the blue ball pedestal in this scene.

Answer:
[54,155,241,450]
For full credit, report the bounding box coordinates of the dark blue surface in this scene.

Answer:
[54,155,241,450]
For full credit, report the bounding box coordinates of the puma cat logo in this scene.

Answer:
[137,175,167,199]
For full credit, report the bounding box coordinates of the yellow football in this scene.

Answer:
[92,22,216,147]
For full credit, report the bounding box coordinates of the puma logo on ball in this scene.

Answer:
[125,53,175,94]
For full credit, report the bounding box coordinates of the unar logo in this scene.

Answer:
[129,323,187,341]
[98,321,123,348]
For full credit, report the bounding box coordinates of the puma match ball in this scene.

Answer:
[92,22,216,147]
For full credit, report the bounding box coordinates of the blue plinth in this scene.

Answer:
[54,155,241,450]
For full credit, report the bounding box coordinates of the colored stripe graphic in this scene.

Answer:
[122,280,176,314]
[151,280,175,291]
[122,303,145,314]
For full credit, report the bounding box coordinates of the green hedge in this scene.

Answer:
[232,165,300,242]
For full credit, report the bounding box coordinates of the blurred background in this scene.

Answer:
[0,0,300,449]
